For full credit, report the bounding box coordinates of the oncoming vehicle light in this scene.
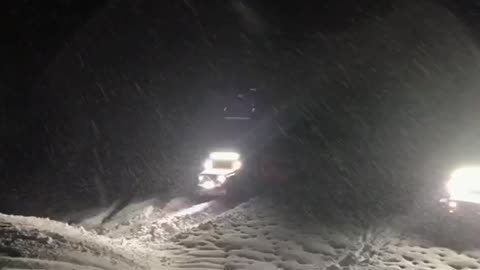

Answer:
[447,166,480,201]
[199,180,216,190]
[217,175,226,183]
[209,152,240,160]
[448,201,457,208]
[233,160,242,170]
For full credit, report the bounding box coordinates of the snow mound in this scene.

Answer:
[158,199,480,270]
[3,198,480,270]
[97,197,234,244]
[0,213,164,270]
[0,256,105,270]
[159,199,363,270]
[55,202,119,228]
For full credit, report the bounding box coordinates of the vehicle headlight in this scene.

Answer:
[446,166,480,199]
[217,175,226,183]
[204,159,213,169]
[199,180,216,190]
[233,161,242,170]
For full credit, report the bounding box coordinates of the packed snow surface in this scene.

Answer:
[2,197,480,270]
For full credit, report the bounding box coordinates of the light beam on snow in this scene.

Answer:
[173,201,212,217]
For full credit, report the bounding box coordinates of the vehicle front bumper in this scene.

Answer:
[196,185,226,197]
[439,198,480,217]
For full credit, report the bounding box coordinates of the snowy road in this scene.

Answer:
[97,197,239,243]
[2,198,480,270]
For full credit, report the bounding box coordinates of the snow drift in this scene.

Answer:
[2,197,480,270]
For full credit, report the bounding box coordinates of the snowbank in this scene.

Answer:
[2,197,480,270]
[158,199,480,270]
[0,213,163,270]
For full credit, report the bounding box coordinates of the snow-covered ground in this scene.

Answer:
[2,197,480,270]
[0,212,161,269]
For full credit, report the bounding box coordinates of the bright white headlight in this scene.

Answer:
[233,161,242,170]
[199,180,216,190]
[447,166,480,199]
[217,175,226,183]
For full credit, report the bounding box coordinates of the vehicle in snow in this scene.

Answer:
[196,149,297,200]
[195,88,298,198]
[197,151,243,197]
[439,166,480,218]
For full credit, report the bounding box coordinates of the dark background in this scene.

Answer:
[2,0,480,216]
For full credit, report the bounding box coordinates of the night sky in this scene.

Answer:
[2,0,480,216]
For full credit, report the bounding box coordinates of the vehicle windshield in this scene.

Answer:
[3,1,480,269]
[212,160,233,169]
